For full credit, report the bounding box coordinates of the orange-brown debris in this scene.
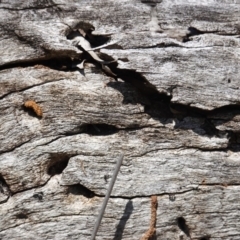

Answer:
[141,195,158,240]
[24,100,43,118]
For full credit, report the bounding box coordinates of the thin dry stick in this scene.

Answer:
[141,195,158,240]
[90,154,124,240]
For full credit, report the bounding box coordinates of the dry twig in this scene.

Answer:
[141,195,158,240]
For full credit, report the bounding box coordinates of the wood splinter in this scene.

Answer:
[141,195,158,240]
[24,100,43,118]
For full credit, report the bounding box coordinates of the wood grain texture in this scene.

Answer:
[0,0,240,239]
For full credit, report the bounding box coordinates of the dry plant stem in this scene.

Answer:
[141,195,158,240]
[90,154,124,240]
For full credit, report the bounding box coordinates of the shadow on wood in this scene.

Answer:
[114,200,134,240]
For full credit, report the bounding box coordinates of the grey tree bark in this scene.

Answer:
[0,0,240,239]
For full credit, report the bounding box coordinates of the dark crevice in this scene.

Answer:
[0,174,12,203]
[0,174,11,194]
[228,133,240,151]
[67,184,95,198]
[170,103,240,121]
[104,44,123,50]
[107,65,173,123]
[183,26,240,42]
[104,63,236,142]
[94,188,198,200]
[0,22,115,73]
[15,212,28,219]
[207,104,240,118]
[0,22,83,70]
[170,103,240,139]
[141,0,159,6]
[170,103,209,118]
[199,236,211,240]
[107,58,240,125]
[200,119,222,137]
[118,58,129,62]
[47,153,73,176]
[62,127,87,137]
[64,125,146,138]
[63,123,123,137]
[134,42,185,49]
[207,105,240,134]
[80,124,119,136]
[177,217,192,239]
[86,34,112,49]
[104,61,240,142]
[183,27,204,42]
[112,68,170,101]
[0,57,81,73]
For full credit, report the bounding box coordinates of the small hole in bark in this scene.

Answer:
[47,153,71,176]
[16,212,28,219]
[67,184,95,198]
[33,192,43,201]
[177,217,191,238]
[81,124,119,136]
[228,79,231,83]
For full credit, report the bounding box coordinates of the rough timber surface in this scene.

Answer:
[0,0,240,239]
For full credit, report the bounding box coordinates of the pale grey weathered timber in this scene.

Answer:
[0,0,240,239]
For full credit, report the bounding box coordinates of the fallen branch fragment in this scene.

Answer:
[141,195,158,240]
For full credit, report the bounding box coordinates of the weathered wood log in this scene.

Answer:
[0,0,240,239]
